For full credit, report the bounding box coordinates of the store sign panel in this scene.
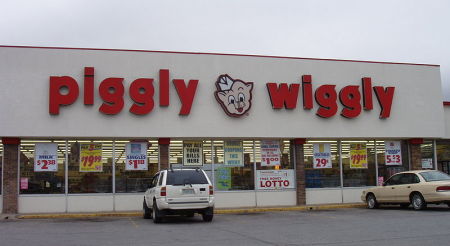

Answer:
[224,140,244,166]
[260,140,281,166]
[257,170,295,190]
[183,141,203,166]
[80,143,103,172]
[48,68,395,120]
[384,141,402,166]
[125,142,148,171]
[215,167,232,190]
[34,143,58,172]
[350,143,368,169]
[313,143,332,169]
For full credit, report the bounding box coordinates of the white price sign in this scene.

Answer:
[260,140,281,166]
[34,143,58,172]
[385,141,402,166]
[313,143,332,169]
[126,142,148,171]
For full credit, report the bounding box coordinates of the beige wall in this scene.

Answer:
[0,47,445,139]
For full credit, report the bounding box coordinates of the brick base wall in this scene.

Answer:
[410,143,422,170]
[159,144,169,170]
[2,144,19,214]
[291,140,306,205]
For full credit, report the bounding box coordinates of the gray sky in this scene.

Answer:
[1,0,449,100]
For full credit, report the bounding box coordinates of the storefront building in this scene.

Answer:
[1,46,449,214]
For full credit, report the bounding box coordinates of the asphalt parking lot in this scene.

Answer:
[1,205,450,246]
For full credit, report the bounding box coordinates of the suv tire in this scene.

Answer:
[143,200,152,219]
[202,207,214,222]
[153,202,163,223]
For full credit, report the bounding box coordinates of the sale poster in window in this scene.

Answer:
[224,141,244,167]
[384,141,402,166]
[261,140,281,166]
[126,142,148,171]
[80,143,103,172]
[183,141,203,166]
[350,143,368,169]
[34,143,58,172]
[313,143,332,169]
[215,167,231,190]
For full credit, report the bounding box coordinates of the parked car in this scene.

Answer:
[362,170,450,210]
[143,168,215,223]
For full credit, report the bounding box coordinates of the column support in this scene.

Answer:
[2,137,20,214]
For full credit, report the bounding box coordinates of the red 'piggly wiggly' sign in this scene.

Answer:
[49,68,395,119]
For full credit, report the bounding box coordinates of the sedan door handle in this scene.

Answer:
[391,187,395,189]
[407,186,411,188]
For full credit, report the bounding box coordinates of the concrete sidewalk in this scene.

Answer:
[6,203,365,219]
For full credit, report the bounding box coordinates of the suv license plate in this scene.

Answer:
[182,189,195,195]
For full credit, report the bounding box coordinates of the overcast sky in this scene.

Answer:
[1,0,449,100]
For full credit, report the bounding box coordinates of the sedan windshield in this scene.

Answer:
[419,171,450,182]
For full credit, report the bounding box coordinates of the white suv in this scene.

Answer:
[143,168,215,223]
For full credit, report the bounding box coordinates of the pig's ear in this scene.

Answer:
[217,91,227,101]
[246,83,253,90]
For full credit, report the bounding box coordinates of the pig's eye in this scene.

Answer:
[228,95,236,104]
[238,93,245,102]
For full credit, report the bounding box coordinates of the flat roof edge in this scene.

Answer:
[0,45,441,67]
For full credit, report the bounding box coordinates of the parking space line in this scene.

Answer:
[128,217,139,228]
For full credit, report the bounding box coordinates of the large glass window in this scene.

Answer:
[342,140,376,187]
[420,140,435,170]
[436,140,450,175]
[214,140,255,191]
[68,140,112,193]
[170,140,213,180]
[114,140,158,193]
[304,141,340,188]
[19,140,66,194]
[0,143,3,194]
[376,140,410,184]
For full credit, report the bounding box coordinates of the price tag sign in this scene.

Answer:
[126,142,148,171]
[385,141,402,166]
[34,143,58,172]
[313,143,332,169]
[261,140,281,166]
[350,143,368,169]
[80,143,103,172]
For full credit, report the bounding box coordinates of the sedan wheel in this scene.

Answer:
[366,194,379,209]
[412,193,427,210]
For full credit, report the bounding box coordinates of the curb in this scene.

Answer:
[15,203,365,219]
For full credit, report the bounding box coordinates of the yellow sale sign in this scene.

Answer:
[350,143,368,169]
[80,143,103,172]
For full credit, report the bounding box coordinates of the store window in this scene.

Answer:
[68,140,112,193]
[304,141,340,188]
[436,140,450,174]
[254,140,294,190]
[19,140,66,194]
[114,140,158,193]
[214,140,254,191]
[342,140,376,187]
[376,140,410,184]
[170,140,213,180]
[420,140,435,170]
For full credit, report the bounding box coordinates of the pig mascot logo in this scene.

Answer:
[214,74,253,117]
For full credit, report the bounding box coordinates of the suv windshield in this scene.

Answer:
[419,171,450,182]
[166,170,209,185]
